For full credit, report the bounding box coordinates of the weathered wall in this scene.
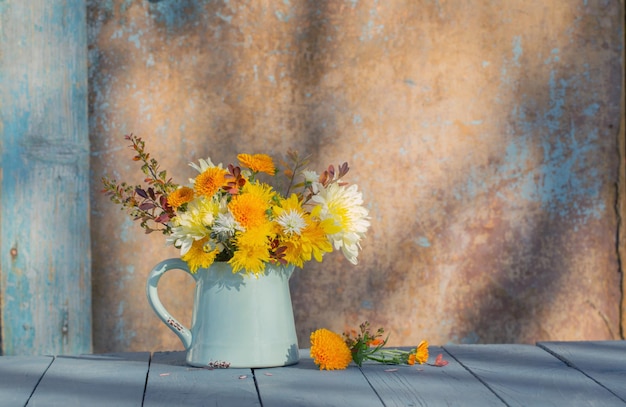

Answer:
[88,0,624,353]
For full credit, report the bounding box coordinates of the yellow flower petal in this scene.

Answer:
[237,153,276,175]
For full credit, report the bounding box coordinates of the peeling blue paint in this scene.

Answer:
[511,36,522,66]
[216,11,232,23]
[2,0,92,355]
[128,32,141,49]
[416,236,431,248]
[119,218,135,243]
[120,0,133,14]
[544,48,560,64]
[111,29,123,40]
[149,1,208,32]
[113,301,136,346]
[583,103,599,117]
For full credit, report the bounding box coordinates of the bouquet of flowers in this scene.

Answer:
[102,134,370,275]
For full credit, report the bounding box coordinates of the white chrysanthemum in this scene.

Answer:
[276,209,307,235]
[310,183,370,264]
[166,196,218,255]
[212,212,242,238]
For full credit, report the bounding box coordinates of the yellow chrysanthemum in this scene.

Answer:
[310,328,353,370]
[229,225,273,274]
[195,167,228,197]
[181,237,219,273]
[167,186,194,209]
[237,153,276,175]
[228,183,274,229]
[279,221,333,267]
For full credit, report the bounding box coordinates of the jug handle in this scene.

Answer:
[146,258,198,350]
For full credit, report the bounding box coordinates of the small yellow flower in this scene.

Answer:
[167,186,194,209]
[195,167,228,197]
[237,153,276,175]
[310,328,353,370]
[181,237,219,273]
[229,225,273,275]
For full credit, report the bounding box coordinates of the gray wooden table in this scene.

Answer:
[1,341,625,406]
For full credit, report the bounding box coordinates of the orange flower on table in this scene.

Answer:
[310,328,353,370]
[407,340,429,365]
[238,153,276,175]
[415,340,429,364]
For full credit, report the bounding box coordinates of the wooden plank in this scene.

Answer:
[359,346,505,406]
[0,356,53,407]
[0,0,91,355]
[143,351,260,406]
[26,353,150,407]
[254,349,383,407]
[444,344,626,407]
[538,341,626,403]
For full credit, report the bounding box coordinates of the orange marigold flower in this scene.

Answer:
[310,328,353,370]
[195,167,228,197]
[237,153,276,175]
[228,193,269,230]
[415,340,429,365]
[167,186,194,209]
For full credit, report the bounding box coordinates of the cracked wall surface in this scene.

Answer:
[88,0,624,352]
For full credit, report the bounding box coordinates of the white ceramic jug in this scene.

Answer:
[146,259,300,368]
